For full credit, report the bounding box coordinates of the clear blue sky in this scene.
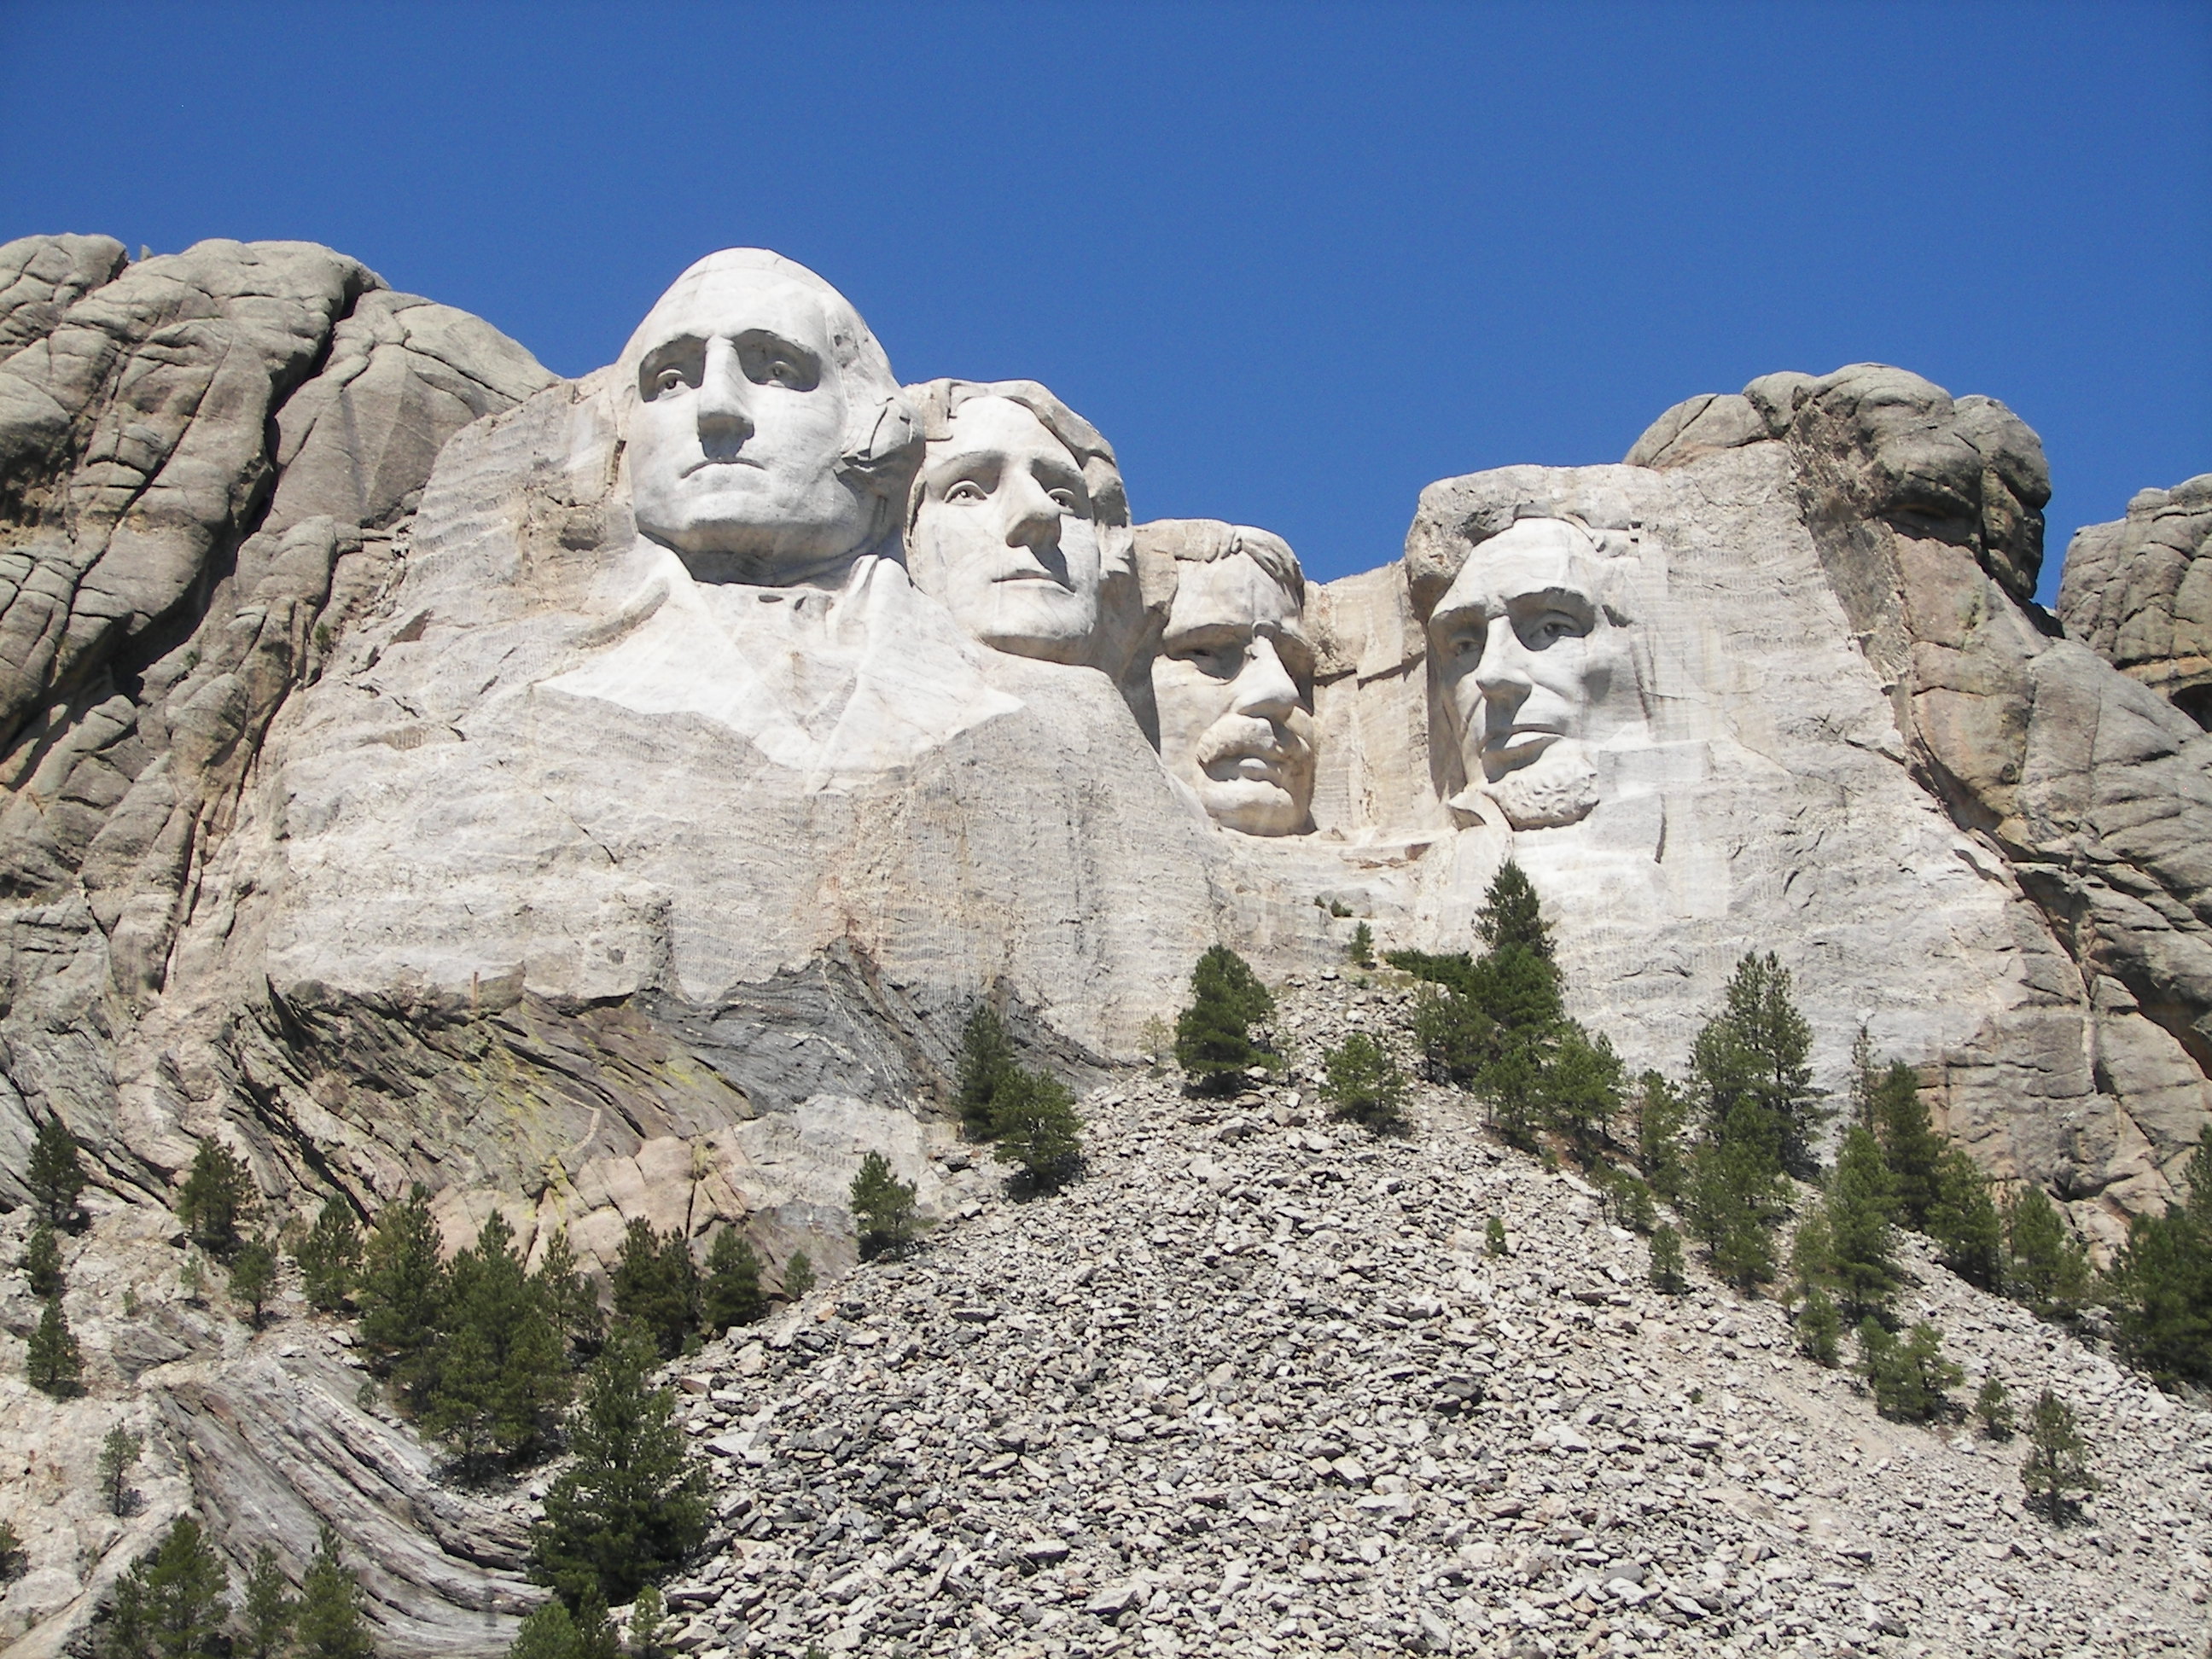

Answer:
[3,2,2206,602]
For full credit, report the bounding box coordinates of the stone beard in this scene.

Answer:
[1148,527,1317,836]
[624,249,913,587]
[1429,517,1634,830]
[904,382,1129,667]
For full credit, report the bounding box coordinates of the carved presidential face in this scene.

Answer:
[1431,519,1632,827]
[627,266,872,584]
[907,397,1103,663]
[1152,551,1316,835]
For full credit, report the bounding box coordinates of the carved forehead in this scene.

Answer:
[1166,551,1307,641]
[619,249,894,392]
[926,396,1081,474]
[1435,520,1600,619]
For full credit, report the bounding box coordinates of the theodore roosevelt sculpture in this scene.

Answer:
[1427,516,1637,830]
[903,379,1134,668]
[544,252,1016,780]
[1138,520,1317,836]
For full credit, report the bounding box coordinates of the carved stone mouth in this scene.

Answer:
[682,456,766,476]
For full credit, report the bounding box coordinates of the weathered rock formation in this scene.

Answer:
[2059,474,2212,730]
[0,238,2206,1657]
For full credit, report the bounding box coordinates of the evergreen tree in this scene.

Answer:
[176,1140,257,1258]
[1484,1215,1508,1258]
[229,1237,278,1328]
[1848,1025,1878,1132]
[849,1151,919,1259]
[98,1426,143,1516]
[2021,1388,2096,1523]
[530,1324,709,1610]
[1689,952,1826,1180]
[357,1187,447,1406]
[1687,1101,1791,1291]
[100,1516,229,1659]
[531,1226,603,1357]
[1856,1320,1962,1422]
[626,1585,667,1659]
[954,1004,1019,1138]
[293,1197,364,1314]
[1318,1032,1408,1134]
[1406,981,1490,1086]
[0,1519,20,1578]
[294,1526,376,1659]
[428,1211,570,1471]
[1634,1071,1692,1205]
[24,1220,62,1299]
[1796,1286,1842,1367]
[26,1295,82,1396]
[27,1116,85,1227]
[1825,1126,1901,1318]
[1869,1061,1943,1229]
[2004,1184,2093,1318]
[239,1546,296,1659]
[779,1249,816,1301]
[506,1597,618,1659]
[701,1228,765,1332]
[989,1068,1086,1187]
[1925,1148,2005,1290]
[1173,946,1278,1092]
[2106,1126,2212,1388]
[1475,861,1553,961]
[1975,1375,2016,1440]
[1647,1223,1686,1294]
[609,1220,696,1361]
[1543,1023,1624,1155]
[1348,922,1375,968]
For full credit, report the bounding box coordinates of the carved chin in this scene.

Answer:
[1476,743,1600,830]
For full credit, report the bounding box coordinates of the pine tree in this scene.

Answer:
[626,1585,667,1659]
[1406,981,1491,1086]
[1543,1023,1623,1155]
[955,1004,1019,1138]
[428,1211,570,1470]
[28,1115,85,1227]
[101,1516,229,1659]
[506,1596,618,1659]
[1648,1223,1686,1294]
[1475,861,1553,961]
[1975,1375,2016,1440]
[1687,1101,1791,1291]
[239,1546,296,1659]
[294,1526,376,1659]
[293,1197,364,1313]
[2004,1183,2093,1318]
[1857,1320,1962,1422]
[531,1226,604,1357]
[1869,1061,1943,1228]
[229,1237,278,1328]
[357,1187,447,1406]
[98,1426,143,1516]
[26,1295,82,1396]
[1848,1025,1878,1132]
[2106,1126,2212,1388]
[1925,1148,2005,1289]
[1173,946,1278,1092]
[0,1519,20,1578]
[1796,1286,1842,1367]
[1348,922,1375,968]
[176,1140,257,1257]
[1484,1215,1508,1258]
[780,1249,816,1301]
[701,1228,765,1332]
[1318,1032,1408,1134]
[850,1151,919,1259]
[530,1324,709,1610]
[1634,1071,1691,1205]
[24,1220,62,1298]
[609,1220,696,1359]
[1690,952,1826,1180]
[2021,1388,2096,1523]
[989,1068,1086,1187]
[1825,1125,1900,1318]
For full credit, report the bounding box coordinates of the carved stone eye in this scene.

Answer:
[946,481,988,504]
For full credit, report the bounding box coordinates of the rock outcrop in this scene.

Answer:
[2058,474,2212,730]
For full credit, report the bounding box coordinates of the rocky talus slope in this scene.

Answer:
[637,977,2209,1659]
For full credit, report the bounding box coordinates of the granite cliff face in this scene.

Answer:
[0,236,2205,1656]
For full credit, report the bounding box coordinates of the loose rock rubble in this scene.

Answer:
[649,977,2212,1659]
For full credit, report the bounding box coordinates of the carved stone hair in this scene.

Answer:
[902,378,1134,581]
[1132,518,1306,610]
